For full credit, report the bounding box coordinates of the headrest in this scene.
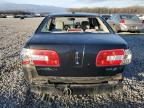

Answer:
[81,21,90,26]
[55,21,64,31]
[81,21,90,30]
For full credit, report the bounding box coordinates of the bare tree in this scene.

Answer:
[67,6,144,14]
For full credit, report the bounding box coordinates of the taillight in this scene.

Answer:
[120,19,125,24]
[20,49,60,67]
[96,49,132,67]
[20,49,31,65]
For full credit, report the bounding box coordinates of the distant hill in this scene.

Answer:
[0,3,66,13]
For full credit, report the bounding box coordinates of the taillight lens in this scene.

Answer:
[120,19,125,24]
[20,49,60,67]
[96,49,132,67]
[20,49,31,65]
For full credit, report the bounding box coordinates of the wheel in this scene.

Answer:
[136,31,140,33]
[24,86,47,106]
[24,86,33,106]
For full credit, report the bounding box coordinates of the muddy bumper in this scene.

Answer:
[31,82,123,95]
[30,73,123,94]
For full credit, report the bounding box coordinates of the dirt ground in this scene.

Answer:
[0,18,144,108]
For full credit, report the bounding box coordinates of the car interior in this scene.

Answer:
[41,17,110,33]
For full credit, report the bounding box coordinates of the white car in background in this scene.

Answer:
[137,14,144,22]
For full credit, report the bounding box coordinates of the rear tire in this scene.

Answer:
[24,86,48,106]
[24,87,34,106]
[93,82,123,101]
[136,31,140,33]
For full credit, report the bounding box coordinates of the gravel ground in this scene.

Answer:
[0,18,144,108]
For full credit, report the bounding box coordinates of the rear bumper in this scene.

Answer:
[23,64,124,82]
[120,24,144,32]
[31,81,123,94]
[22,65,124,94]
[31,73,123,84]
[30,73,123,94]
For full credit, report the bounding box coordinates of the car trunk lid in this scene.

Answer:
[123,19,141,25]
[28,33,128,77]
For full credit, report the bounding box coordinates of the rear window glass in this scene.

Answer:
[102,15,111,20]
[120,15,139,20]
[41,16,110,33]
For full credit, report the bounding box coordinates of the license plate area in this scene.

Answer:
[131,26,137,30]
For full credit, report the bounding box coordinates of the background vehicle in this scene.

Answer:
[137,14,144,21]
[20,13,132,95]
[107,14,144,32]
[101,14,111,21]
[137,14,144,24]
[0,14,7,18]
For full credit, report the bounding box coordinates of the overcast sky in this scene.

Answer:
[1,0,144,8]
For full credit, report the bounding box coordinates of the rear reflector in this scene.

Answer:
[20,49,60,67]
[96,49,132,67]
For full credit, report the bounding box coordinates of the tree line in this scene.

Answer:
[67,6,144,14]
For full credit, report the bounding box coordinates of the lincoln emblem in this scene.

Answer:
[75,51,80,65]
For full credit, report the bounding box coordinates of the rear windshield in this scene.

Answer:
[120,15,139,20]
[41,16,110,33]
[102,15,111,20]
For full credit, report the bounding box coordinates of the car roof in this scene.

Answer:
[47,12,100,17]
